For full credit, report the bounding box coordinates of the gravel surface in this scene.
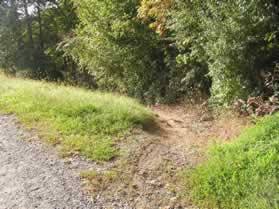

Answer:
[0,114,96,209]
[0,105,246,209]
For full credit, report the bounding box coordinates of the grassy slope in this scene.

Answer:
[0,75,151,161]
[189,114,279,209]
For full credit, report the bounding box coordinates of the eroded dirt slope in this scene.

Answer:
[0,103,250,209]
[82,103,250,209]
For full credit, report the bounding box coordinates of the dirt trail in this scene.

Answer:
[86,103,250,209]
[0,114,98,209]
[0,105,250,209]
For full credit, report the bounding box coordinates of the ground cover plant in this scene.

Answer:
[0,74,151,161]
[189,113,279,209]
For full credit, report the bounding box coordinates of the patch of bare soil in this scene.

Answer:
[0,103,250,209]
[83,103,250,209]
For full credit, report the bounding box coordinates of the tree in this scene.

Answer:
[63,0,168,102]
[0,0,81,82]
[138,0,173,35]
[1,0,279,104]
[167,0,279,104]
[0,0,21,72]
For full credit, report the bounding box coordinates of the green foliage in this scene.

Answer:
[0,74,151,161]
[0,0,84,83]
[63,0,169,103]
[1,0,279,103]
[138,0,211,99]
[0,0,20,71]
[189,114,279,209]
[137,0,173,35]
[167,0,210,95]
[32,0,79,79]
[204,0,278,104]
[168,0,279,104]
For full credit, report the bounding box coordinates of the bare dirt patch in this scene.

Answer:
[81,103,251,209]
[0,103,250,209]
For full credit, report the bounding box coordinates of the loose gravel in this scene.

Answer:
[0,114,96,209]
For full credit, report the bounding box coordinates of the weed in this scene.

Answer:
[80,169,118,192]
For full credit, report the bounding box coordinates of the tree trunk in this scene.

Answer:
[36,2,44,50]
[23,0,36,70]
[23,0,34,50]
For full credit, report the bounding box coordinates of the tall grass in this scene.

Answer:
[189,114,279,209]
[0,75,152,161]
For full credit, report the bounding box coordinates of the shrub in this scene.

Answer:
[63,0,169,103]
[168,0,279,105]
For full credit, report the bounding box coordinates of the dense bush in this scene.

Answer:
[190,113,279,209]
[168,0,279,104]
[63,0,170,103]
[1,0,279,104]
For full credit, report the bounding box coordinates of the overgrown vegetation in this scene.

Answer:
[1,1,279,206]
[1,0,279,104]
[0,74,151,160]
[167,0,279,104]
[62,0,169,102]
[189,114,279,209]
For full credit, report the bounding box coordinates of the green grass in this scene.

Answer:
[0,75,152,161]
[188,114,279,209]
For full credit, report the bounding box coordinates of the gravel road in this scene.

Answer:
[0,114,96,209]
